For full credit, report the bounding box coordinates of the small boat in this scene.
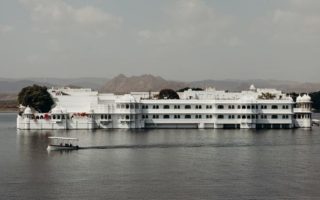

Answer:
[47,137,79,151]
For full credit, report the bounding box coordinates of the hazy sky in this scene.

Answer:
[0,0,319,81]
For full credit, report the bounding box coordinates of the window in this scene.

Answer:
[185,115,191,119]
[228,105,235,109]
[53,115,56,119]
[271,115,278,119]
[247,105,251,109]
[271,105,278,109]
[125,115,130,119]
[126,104,129,109]
[196,115,202,119]
[174,105,180,109]
[242,115,246,119]
[282,105,289,109]
[242,105,246,109]
[185,105,191,109]
[238,105,241,109]
[228,115,235,119]
[261,105,267,109]
[218,115,224,119]
[153,105,159,109]
[153,115,159,119]
[217,105,224,109]
[164,115,170,119]
[164,105,170,109]
[174,115,180,119]
[206,115,212,119]
[206,105,212,109]
[195,105,202,109]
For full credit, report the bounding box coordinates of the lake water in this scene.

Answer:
[1,113,320,199]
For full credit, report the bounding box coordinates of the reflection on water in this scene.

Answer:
[1,113,320,199]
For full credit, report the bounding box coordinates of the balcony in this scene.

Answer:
[293,108,312,113]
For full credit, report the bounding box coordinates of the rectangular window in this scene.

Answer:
[218,115,224,119]
[217,105,224,109]
[272,115,278,119]
[164,105,170,109]
[271,105,278,109]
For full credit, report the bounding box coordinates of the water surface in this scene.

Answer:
[1,113,320,199]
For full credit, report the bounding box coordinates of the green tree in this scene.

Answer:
[310,91,320,111]
[158,89,180,99]
[18,85,54,113]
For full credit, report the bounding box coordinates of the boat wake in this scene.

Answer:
[78,142,318,150]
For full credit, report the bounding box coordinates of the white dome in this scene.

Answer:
[301,94,311,102]
[23,106,32,115]
[249,84,256,91]
[296,95,302,102]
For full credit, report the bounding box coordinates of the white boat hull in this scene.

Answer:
[47,145,79,151]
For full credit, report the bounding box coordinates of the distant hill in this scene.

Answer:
[0,77,108,93]
[0,75,319,95]
[189,79,320,93]
[100,74,187,94]
[0,80,53,93]
[100,74,320,94]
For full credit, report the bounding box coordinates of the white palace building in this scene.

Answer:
[17,85,313,130]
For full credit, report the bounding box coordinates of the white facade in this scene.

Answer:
[17,86,313,130]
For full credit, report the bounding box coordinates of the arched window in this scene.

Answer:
[53,115,56,119]
[185,115,191,119]
[164,115,170,119]
[185,105,191,109]
[218,115,224,119]
[164,105,170,109]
